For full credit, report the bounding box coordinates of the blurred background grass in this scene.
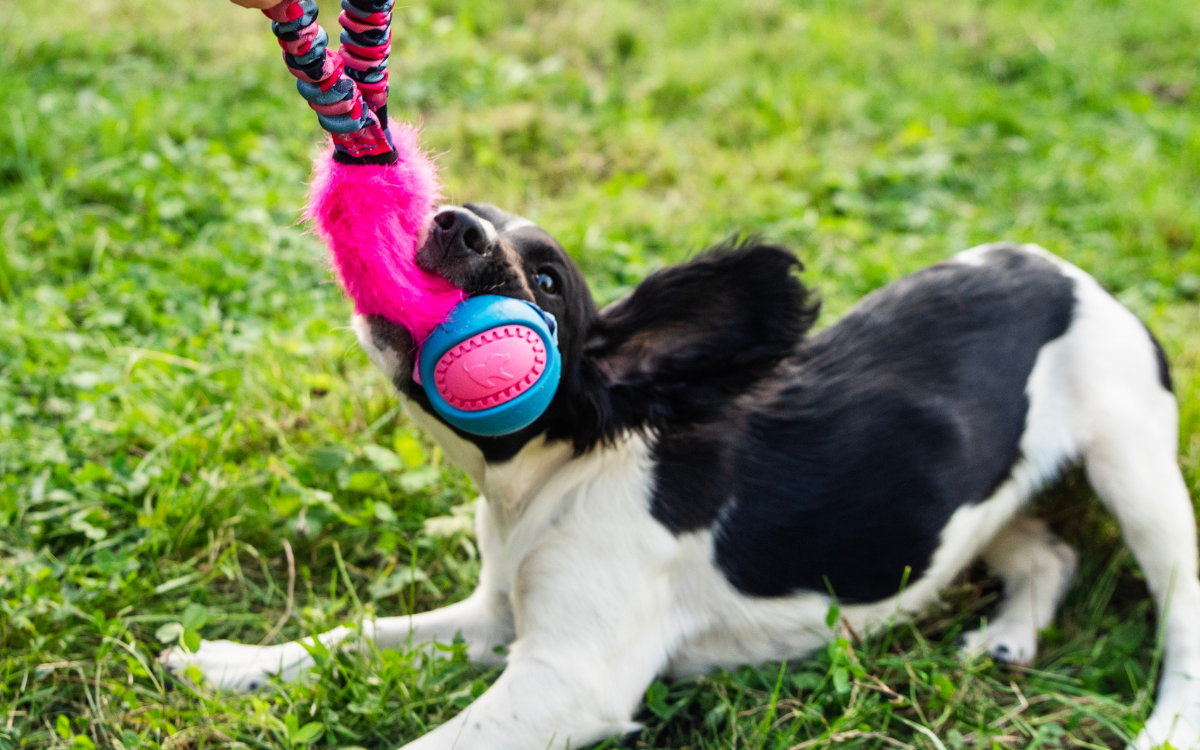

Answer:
[0,0,1197,748]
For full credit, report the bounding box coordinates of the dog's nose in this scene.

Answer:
[431,209,489,257]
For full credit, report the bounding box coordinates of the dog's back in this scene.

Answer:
[655,246,1078,603]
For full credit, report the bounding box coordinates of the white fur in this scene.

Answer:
[164,243,1199,750]
[501,217,536,233]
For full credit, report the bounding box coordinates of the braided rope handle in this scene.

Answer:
[265,0,397,162]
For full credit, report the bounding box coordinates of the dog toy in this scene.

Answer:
[417,296,561,436]
[263,0,560,435]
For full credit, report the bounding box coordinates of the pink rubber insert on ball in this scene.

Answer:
[435,326,547,411]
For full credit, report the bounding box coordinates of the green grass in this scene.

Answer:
[1,0,1198,747]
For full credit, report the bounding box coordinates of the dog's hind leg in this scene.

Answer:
[1087,418,1200,750]
[1063,295,1200,747]
[1006,243,1200,748]
[960,514,1078,665]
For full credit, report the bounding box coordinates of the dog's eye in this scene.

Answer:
[536,270,559,295]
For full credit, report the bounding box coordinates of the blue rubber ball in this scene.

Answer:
[418,295,562,437]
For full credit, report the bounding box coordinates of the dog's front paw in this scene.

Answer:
[158,640,306,692]
[958,626,1036,666]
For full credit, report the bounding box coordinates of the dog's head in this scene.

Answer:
[354,204,818,463]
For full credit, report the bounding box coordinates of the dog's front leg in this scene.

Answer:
[161,497,515,690]
[160,587,514,691]
[400,510,681,750]
[401,651,652,750]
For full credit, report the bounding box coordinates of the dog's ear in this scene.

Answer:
[583,239,818,423]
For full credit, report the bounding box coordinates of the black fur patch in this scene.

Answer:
[585,240,820,440]
[650,421,738,533]
[1140,320,1173,393]
[651,247,1077,603]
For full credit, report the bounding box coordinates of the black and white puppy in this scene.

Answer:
[165,205,1199,750]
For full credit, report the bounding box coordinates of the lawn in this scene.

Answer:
[1,0,1199,748]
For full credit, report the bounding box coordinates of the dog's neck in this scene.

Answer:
[478,436,576,531]
[477,432,652,571]
[406,395,654,547]
[403,399,579,530]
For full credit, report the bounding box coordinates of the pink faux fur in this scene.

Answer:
[306,121,463,342]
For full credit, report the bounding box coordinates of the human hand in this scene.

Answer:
[229,0,286,9]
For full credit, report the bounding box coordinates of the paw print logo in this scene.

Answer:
[465,354,515,387]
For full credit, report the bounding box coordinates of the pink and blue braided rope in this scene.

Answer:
[265,0,397,163]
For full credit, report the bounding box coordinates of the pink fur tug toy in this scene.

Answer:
[260,0,563,436]
[262,0,462,341]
